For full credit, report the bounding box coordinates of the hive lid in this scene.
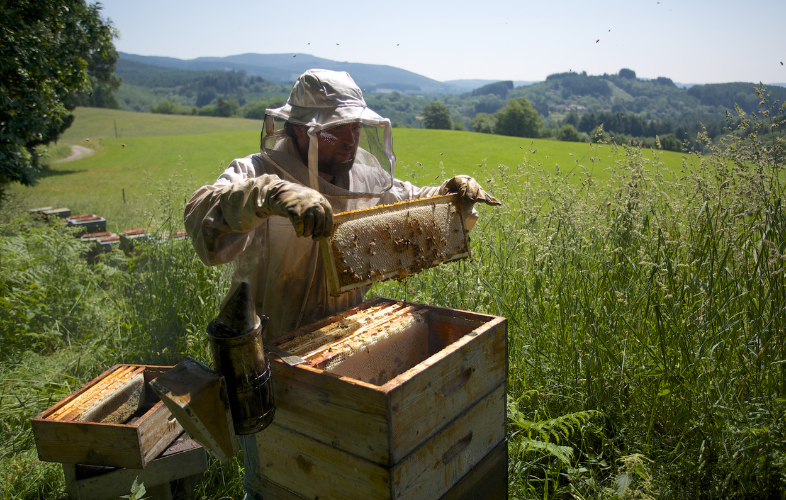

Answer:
[149,357,238,463]
[320,194,470,296]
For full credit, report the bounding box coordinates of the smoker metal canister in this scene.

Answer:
[207,283,275,435]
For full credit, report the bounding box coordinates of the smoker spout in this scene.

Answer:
[212,281,258,337]
[208,282,275,435]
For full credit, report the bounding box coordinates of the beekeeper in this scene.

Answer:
[184,69,499,499]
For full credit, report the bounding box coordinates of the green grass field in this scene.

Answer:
[17,107,687,231]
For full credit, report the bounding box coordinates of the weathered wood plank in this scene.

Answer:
[269,359,391,465]
[137,401,184,467]
[269,298,507,469]
[190,437,506,500]
[255,383,505,500]
[388,314,507,463]
[254,439,507,500]
[256,477,310,500]
[62,433,207,500]
[32,365,180,469]
[148,358,238,463]
[439,439,508,500]
[32,419,143,468]
[253,422,392,500]
[391,383,506,499]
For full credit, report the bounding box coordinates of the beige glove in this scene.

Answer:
[440,175,502,207]
[263,180,333,238]
[220,176,333,239]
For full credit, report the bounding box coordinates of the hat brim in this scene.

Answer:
[266,104,389,130]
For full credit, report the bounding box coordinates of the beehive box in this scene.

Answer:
[43,207,72,219]
[255,439,508,500]
[259,297,507,499]
[32,364,184,469]
[320,195,470,296]
[66,214,107,235]
[62,432,208,500]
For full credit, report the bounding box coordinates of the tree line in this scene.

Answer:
[116,60,781,154]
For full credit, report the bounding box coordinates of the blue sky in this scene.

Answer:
[98,0,786,85]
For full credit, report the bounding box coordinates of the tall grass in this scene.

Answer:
[378,87,786,498]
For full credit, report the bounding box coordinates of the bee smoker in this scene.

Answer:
[207,282,275,434]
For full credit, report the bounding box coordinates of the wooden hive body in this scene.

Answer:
[31,365,183,469]
[257,298,508,499]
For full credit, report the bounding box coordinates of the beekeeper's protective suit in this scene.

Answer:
[184,69,500,499]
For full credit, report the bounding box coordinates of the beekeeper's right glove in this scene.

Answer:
[221,176,333,239]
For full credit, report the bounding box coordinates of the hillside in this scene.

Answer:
[110,56,786,151]
[21,107,686,231]
[509,71,786,121]
[118,52,460,94]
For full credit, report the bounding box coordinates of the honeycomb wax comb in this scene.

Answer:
[320,194,470,296]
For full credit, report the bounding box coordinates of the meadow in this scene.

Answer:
[16,108,685,231]
[2,102,784,499]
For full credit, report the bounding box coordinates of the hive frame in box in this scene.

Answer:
[260,297,508,499]
[320,194,470,296]
[31,364,183,469]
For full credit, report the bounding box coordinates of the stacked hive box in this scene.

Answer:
[32,365,185,469]
[257,297,508,500]
[66,214,107,235]
[31,365,210,500]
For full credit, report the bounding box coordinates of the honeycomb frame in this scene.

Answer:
[320,194,470,296]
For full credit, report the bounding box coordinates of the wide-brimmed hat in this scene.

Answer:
[264,69,394,192]
[266,69,388,129]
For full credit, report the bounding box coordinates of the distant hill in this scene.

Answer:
[118,52,463,94]
[110,55,786,152]
[443,79,537,92]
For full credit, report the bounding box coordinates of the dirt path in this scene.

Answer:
[56,145,94,163]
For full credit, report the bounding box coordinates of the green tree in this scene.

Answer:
[423,101,452,130]
[556,124,582,142]
[0,1,118,197]
[659,133,682,152]
[216,98,232,117]
[243,99,269,120]
[470,113,496,134]
[494,98,542,138]
[452,119,466,131]
[151,100,178,115]
[198,105,218,117]
[563,112,579,128]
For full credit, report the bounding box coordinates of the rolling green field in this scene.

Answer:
[16,107,687,231]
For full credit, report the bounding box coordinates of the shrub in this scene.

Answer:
[471,112,496,134]
[556,124,582,142]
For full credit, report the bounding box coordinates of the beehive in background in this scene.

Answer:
[320,194,470,295]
